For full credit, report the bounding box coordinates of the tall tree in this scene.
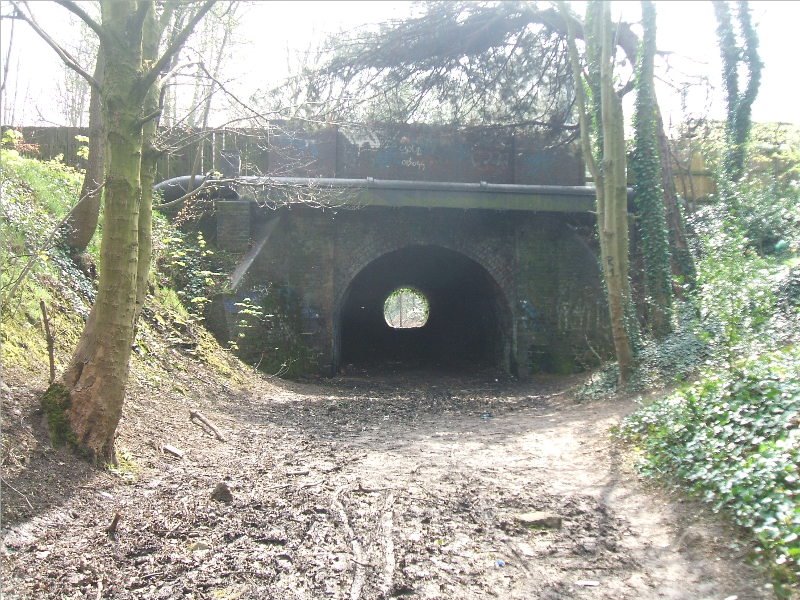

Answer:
[13,0,214,462]
[562,1,637,383]
[631,0,672,337]
[714,0,762,183]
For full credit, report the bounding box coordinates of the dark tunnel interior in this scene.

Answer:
[338,245,512,373]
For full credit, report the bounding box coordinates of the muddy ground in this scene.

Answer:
[1,363,776,599]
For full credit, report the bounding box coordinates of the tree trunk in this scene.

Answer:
[656,109,696,287]
[60,1,146,463]
[63,52,105,253]
[135,7,162,323]
[562,0,636,384]
[599,4,636,384]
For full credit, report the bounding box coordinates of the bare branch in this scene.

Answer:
[51,0,105,42]
[137,107,163,127]
[197,63,266,122]
[137,0,216,96]
[0,12,15,95]
[11,1,99,90]
[159,60,202,85]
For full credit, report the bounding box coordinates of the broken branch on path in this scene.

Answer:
[0,476,34,509]
[331,486,366,600]
[380,492,396,597]
[189,409,227,442]
[162,444,184,458]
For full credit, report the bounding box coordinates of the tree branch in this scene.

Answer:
[11,1,99,90]
[137,0,215,96]
[159,60,202,86]
[137,107,163,127]
[131,0,152,34]
[51,0,105,42]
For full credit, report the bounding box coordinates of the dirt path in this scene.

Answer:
[1,371,774,599]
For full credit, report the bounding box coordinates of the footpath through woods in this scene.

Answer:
[1,368,775,599]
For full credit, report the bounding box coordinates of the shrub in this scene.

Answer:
[621,346,800,587]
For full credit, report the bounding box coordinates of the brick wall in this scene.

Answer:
[210,202,611,378]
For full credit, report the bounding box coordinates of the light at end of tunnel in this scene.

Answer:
[384,287,429,329]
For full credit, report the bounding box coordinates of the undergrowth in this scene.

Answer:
[621,347,800,589]
[0,143,250,404]
[618,132,800,593]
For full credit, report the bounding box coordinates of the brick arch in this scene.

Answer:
[334,238,515,316]
[332,242,516,374]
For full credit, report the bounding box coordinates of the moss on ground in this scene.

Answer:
[40,383,76,448]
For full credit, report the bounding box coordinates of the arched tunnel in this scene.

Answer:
[336,245,515,374]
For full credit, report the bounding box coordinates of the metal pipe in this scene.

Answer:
[154,174,602,198]
[152,175,208,202]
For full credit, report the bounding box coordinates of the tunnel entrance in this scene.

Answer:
[337,245,514,374]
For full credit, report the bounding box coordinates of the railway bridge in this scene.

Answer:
[156,124,613,378]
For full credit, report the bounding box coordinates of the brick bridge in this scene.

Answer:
[161,124,613,378]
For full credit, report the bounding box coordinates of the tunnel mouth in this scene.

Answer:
[337,245,512,374]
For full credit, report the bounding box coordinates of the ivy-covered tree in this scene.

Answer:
[631,0,672,337]
[714,0,762,183]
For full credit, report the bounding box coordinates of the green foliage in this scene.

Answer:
[1,149,95,360]
[2,128,23,148]
[689,122,800,256]
[305,2,575,127]
[621,118,800,588]
[577,302,706,401]
[229,285,318,378]
[620,346,800,587]
[384,287,429,328]
[75,135,90,161]
[156,230,230,322]
[692,207,779,367]
[107,448,139,483]
[1,148,84,222]
[621,88,800,590]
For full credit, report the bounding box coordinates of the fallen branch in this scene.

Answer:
[380,492,396,597]
[162,444,184,458]
[331,486,366,600]
[0,476,34,509]
[39,300,55,384]
[189,410,227,442]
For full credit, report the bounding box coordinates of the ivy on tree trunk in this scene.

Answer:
[631,0,673,337]
[714,0,762,184]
